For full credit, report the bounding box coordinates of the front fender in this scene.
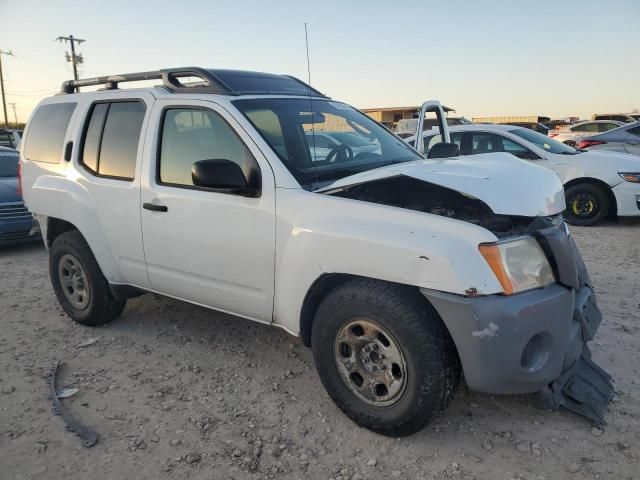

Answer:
[272,188,502,334]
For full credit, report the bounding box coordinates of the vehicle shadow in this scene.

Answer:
[0,237,44,256]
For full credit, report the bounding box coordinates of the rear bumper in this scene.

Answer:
[612,181,640,217]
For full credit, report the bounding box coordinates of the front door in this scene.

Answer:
[140,100,276,322]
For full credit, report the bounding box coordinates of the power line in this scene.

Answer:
[55,35,85,81]
[0,49,15,128]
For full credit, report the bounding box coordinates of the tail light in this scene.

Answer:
[577,139,607,149]
[17,161,23,196]
[549,132,559,138]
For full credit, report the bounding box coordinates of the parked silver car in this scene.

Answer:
[549,120,625,146]
[577,123,640,156]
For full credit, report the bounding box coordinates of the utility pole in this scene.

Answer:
[0,49,14,128]
[55,35,85,81]
[10,102,17,125]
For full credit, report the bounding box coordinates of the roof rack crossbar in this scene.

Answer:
[60,67,234,95]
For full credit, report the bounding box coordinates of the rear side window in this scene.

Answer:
[81,101,145,180]
[628,126,640,137]
[23,103,77,163]
[600,123,619,132]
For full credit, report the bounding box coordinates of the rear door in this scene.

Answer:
[74,94,153,288]
[140,99,276,322]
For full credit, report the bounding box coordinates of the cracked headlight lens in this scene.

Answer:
[479,236,555,295]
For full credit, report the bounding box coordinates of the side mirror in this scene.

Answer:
[192,159,252,195]
[427,142,459,159]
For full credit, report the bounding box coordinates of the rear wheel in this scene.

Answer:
[563,183,610,226]
[564,140,577,147]
[311,278,460,437]
[50,230,126,326]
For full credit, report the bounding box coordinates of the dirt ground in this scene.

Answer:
[1,222,639,480]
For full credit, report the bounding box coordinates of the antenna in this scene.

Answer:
[304,22,312,86]
[304,22,319,189]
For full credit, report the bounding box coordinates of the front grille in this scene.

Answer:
[0,202,31,220]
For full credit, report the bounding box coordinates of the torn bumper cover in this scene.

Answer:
[421,218,613,426]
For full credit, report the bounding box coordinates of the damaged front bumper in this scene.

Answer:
[420,217,613,425]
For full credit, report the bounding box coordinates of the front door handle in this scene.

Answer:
[143,202,168,212]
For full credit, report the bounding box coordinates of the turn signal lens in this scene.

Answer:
[478,244,513,295]
[619,172,640,183]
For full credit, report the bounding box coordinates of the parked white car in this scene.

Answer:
[549,120,625,146]
[20,69,612,436]
[410,124,640,226]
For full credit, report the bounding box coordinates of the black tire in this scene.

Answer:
[564,183,610,226]
[311,278,460,437]
[49,230,126,326]
[564,140,577,147]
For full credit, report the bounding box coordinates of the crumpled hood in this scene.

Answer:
[317,153,566,217]
[0,177,21,203]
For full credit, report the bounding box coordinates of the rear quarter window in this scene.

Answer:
[23,103,77,163]
[80,101,146,180]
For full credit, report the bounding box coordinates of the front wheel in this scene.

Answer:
[50,230,126,326]
[563,183,610,226]
[564,140,577,147]
[311,279,460,437]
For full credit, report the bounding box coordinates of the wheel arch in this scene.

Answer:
[563,177,618,218]
[45,217,77,248]
[298,273,458,353]
[299,273,357,347]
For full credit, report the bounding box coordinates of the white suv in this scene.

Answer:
[20,68,612,435]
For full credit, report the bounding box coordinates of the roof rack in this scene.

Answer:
[59,67,328,98]
[60,67,234,94]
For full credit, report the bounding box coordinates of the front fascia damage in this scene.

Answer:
[323,178,613,426]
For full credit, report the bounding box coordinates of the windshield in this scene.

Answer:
[509,127,579,154]
[234,98,421,190]
[0,150,19,177]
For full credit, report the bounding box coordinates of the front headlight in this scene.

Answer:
[619,172,640,183]
[479,236,555,295]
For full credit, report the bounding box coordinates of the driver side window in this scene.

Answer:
[159,108,255,187]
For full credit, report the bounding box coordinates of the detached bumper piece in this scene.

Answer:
[48,360,99,448]
[536,226,613,427]
[539,346,613,427]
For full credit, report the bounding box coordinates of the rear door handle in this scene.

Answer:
[143,202,168,212]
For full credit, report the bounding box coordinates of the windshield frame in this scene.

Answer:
[233,97,422,190]
[508,127,580,155]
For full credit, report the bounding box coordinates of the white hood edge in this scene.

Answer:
[317,153,566,217]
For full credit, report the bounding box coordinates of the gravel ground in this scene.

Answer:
[1,222,639,480]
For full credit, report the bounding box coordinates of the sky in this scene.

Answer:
[1,0,639,124]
